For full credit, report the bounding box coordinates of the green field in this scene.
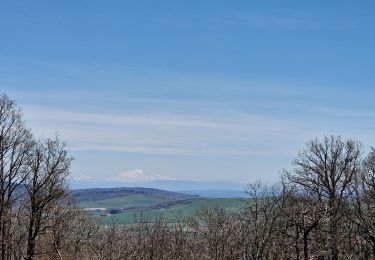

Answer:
[81,197,247,224]
[80,194,167,209]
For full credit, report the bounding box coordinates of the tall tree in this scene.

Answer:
[285,135,361,259]
[0,94,33,260]
[24,136,72,260]
[242,181,285,259]
[351,148,375,257]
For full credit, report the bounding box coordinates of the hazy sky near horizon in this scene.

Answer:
[1,1,375,185]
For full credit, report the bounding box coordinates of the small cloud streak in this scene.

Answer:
[107,169,175,183]
[71,174,92,181]
[23,105,307,157]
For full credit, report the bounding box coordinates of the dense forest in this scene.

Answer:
[1,93,375,259]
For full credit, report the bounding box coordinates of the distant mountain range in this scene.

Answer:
[179,189,248,198]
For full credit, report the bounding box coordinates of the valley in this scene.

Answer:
[73,187,247,223]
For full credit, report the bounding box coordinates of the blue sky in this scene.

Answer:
[1,1,375,187]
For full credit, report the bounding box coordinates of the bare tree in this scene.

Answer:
[280,186,325,260]
[241,181,285,259]
[0,94,33,260]
[350,148,375,257]
[24,136,72,260]
[285,135,362,259]
[192,208,238,259]
[43,196,81,260]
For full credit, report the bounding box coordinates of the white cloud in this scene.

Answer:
[107,169,175,183]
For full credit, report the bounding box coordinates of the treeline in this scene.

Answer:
[2,93,375,259]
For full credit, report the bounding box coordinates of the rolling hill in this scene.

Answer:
[72,187,198,202]
[72,187,247,224]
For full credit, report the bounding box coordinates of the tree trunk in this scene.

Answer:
[26,213,36,260]
[303,231,309,260]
